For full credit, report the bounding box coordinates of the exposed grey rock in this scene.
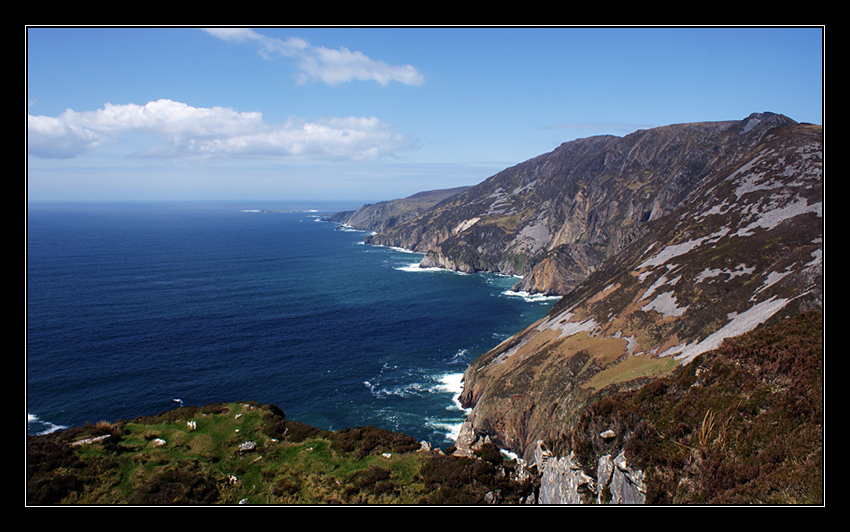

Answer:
[536,441,646,505]
[538,450,596,504]
[608,451,646,504]
[70,434,111,446]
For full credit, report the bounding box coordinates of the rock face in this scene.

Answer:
[455,114,823,464]
[538,311,823,504]
[535,445,646,505]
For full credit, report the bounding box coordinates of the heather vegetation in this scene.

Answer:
[547,310,823,504]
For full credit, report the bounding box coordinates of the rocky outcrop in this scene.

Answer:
[456,414,648,504]
[534,443,646,505]
[535,311,823,504]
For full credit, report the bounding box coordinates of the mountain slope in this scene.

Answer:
[538,310,823,504]
[453,115,822,461]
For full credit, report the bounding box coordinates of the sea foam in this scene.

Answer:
[28,413,66,435]
[503,289,562,303]
[395,262,446,273]
[435,373,469,413]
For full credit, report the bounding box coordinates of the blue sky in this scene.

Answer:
[27,26,824,207]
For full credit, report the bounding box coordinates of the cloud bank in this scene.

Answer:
[27,99,410,161]
[203,28,425,87]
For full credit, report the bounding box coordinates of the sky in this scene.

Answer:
[26,26,824,208]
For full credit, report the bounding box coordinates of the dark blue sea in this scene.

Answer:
[26,201,558,448]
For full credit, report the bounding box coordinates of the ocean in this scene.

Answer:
[26,201,558,448]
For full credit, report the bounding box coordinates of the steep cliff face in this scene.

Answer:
[367,113,813,297]
[455,115,823,462]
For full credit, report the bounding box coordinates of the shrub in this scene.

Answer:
[127,466,220,505]
[329,426,420,460]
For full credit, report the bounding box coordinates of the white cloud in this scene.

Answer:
[27,99,410,161]
[203,28,425,87]
[203,28,309,60]
[27,114,108,159]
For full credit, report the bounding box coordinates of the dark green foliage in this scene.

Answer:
[419,455,493,504]
[127,466,220,505]
[26,435,118,505]
[474,442,505,465]
[282,419,323,442]
[27,437,84,505]
[418,452,534,504]
[27,438,81,475]
[272,474,300,497]
[27,472,84,505]
[260,404,287,439]
[344,466,396,501]
[328,425,420,460]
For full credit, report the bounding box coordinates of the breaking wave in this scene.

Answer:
[503,289,562,303]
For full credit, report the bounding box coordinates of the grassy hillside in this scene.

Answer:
[26,401,535,505]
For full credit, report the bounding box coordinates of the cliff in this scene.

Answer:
[366,113,818,294]
[360,113,823,467]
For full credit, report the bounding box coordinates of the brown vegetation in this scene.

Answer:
[547,310,823,504]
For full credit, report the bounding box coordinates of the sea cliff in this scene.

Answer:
[358,114,822,469]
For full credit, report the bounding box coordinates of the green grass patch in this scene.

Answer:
[28,401,533,505]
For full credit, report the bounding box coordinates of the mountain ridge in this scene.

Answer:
[455,115,823,462]
[364,112,811,295]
